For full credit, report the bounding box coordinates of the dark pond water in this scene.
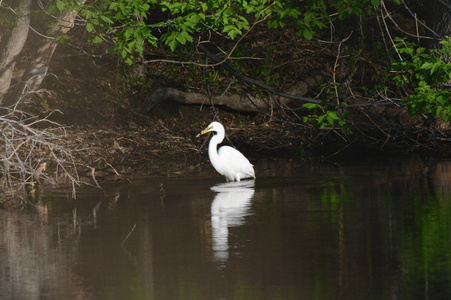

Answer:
[1,157,451,300]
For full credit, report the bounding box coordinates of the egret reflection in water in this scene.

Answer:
[210,180,255,265]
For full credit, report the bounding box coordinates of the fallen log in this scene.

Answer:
[144,73,324,113]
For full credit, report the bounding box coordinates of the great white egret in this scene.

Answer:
[196,122,255,181]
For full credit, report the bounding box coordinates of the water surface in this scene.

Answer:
[1,157,451,299]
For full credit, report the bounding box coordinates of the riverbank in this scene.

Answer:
[2,37,447,207]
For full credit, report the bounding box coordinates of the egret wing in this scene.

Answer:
[218,146,255,180]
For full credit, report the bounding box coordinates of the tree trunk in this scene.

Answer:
[0,0,32,96]
[424,0,451,50]
[2,1,87,107]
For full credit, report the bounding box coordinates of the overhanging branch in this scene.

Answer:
[195,39,400,109]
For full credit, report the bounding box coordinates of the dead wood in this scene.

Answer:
[145,73,324,113]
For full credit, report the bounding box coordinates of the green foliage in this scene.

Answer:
[392,37,451,122]
[49,0,384,65]
[51,0,158,65]
[55,34,70,44]
[302,103,351,132]
[333,0,380,19]
[267,0,328,40]
[159,0,273,50]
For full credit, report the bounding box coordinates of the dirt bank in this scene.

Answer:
[20,36,449,184]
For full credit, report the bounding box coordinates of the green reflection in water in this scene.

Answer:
[398,191,451,299]
[3,160,451,300]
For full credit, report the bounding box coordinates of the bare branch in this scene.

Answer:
[0,92,92,200]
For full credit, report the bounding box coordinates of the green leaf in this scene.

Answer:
[100,16,114,24]
[229,28,241,39]
[125,57,134,66]
[443,109,451,122]
[200,2,208,11]
[303,29,313,40]
[326,111,339,124]
[303,103,321,110]
[86,23,94,32]
[223,25,235,33]
[55,34,70,43]
[56,0,65,11]
[109,2,119,10]
[435,106,444,119]
[175,33,186,44]
[181,30,193,43]
[317,114,326,124]
[167,39,178,52]
[92,36,103,44]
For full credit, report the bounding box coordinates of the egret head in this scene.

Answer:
[196,122,223,137]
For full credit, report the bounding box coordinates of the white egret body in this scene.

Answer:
[197,122,255,181]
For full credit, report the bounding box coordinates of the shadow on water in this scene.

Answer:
[1,157,451,299]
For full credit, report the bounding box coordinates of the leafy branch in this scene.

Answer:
[391,37,451,122]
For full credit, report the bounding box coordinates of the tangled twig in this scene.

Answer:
[0,101,85,200]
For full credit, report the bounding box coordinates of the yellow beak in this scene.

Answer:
[196,126,213,138]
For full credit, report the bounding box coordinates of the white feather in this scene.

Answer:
[198,122,255,181]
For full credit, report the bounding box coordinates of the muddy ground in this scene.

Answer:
[33,47,309,182]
